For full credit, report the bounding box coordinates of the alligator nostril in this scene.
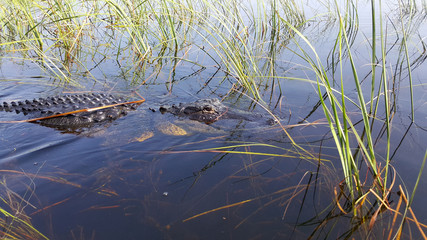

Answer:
[159,106,167,113]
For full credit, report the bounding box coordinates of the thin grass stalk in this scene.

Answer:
[269,0,277,71]
[378,0,391,197]
[335,1,378,177]
[369,0,376,114]
[409,150,427,207]
[367,0,385,130]
[334,19,354,196]
[162,0,178,48]
[399,1,415,122]
[336,19,358,199]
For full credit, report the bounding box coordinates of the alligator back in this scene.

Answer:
[0,93,141,131]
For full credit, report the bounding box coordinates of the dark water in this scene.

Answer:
[0,83,316,239]
[1,1,427,239]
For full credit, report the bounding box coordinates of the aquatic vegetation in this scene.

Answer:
[0,178,48,240]
[0,0,305,88]
[272,0,427,237]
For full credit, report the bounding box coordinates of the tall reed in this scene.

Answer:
[274,0,423,217]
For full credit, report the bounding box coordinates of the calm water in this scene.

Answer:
[0,1,426,239]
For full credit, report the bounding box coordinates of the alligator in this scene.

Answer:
[0,93,142,132]
[0,95,274,135]
[159,98,275,125]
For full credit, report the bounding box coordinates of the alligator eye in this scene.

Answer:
[203,105,213,112]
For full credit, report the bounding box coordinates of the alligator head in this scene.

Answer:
[159,98,227,124]
[158,98,269,124]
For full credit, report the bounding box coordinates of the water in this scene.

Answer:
[0,86,308,239]
[0,0,427,239]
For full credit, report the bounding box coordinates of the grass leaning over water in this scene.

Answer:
[275,0,427,238]
[0,0,427,238]
[0,178,48,240]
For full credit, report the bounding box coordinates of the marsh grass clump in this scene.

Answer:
[0,0,305,90]
[271,0,427,237]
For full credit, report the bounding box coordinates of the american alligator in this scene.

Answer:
[1,95,274,135]
[159,98,275,125]
[0,93,142,132]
